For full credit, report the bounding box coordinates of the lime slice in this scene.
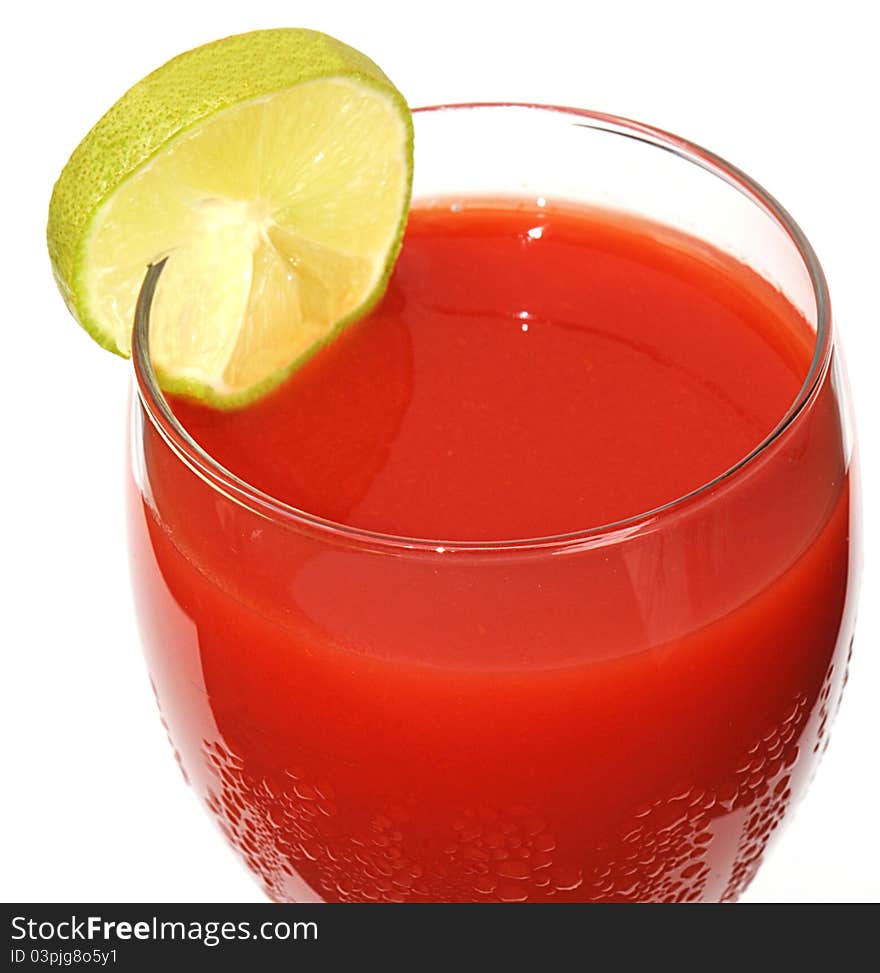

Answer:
[47,29,413,406]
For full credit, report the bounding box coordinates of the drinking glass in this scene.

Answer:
[127,104,859,902]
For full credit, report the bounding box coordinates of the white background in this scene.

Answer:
[2,0,877,903]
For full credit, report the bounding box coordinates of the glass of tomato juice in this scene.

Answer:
[127,104,859,902]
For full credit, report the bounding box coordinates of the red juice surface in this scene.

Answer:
[129,202,857,902]
[170,205,812,540]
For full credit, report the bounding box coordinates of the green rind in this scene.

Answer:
[47,28,413,361]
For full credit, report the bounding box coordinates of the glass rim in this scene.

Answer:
[132,101,832,555]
